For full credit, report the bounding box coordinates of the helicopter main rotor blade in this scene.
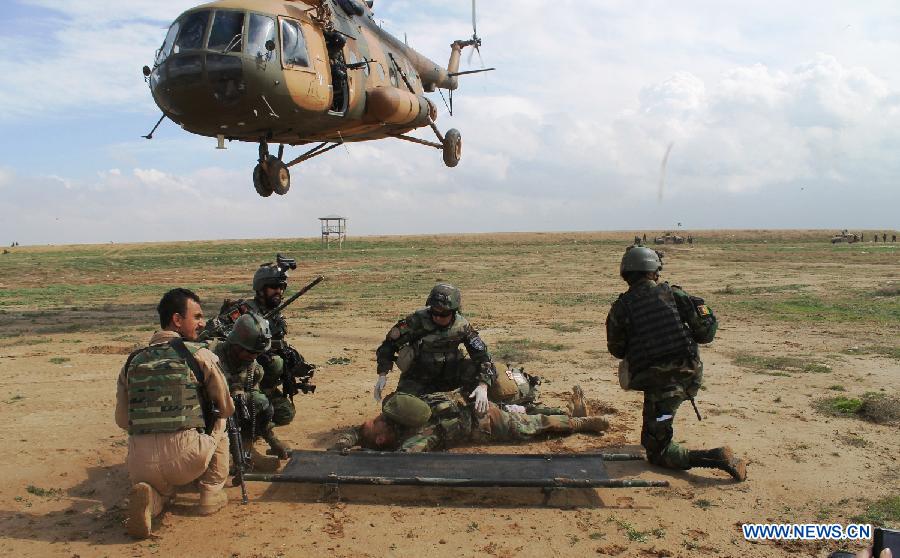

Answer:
[472,0,477,38]
[475,45,485,68]
[467,45,475,66]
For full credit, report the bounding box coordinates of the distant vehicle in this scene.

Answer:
[830,230,860,244]
[654,232,685,245]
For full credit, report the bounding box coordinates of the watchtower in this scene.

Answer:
[319,215,348,248]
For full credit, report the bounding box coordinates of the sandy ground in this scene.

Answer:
[0,230,897,557]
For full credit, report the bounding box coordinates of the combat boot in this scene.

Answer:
[687,446,747,481]
[571,416,610,433]
[567,385,588,418]
[263,428,292,460]
[126,482,157,539]
[197,489,227,516]
[250,446,280,473]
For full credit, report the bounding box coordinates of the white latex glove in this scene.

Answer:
[469,383,489,415]
[373,374,388,402]
[503,404,526,414]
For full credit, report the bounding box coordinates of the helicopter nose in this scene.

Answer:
[150,53,246,123]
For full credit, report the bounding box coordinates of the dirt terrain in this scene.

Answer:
[0,230,897,557]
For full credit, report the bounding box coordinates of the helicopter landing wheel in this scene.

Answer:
[265,155,291,195]
[442,128,462,168]
[253,163,274,197]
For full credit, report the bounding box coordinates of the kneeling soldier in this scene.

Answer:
[115,288,234,539]
[214,313,291,460]
[374,283,497,414]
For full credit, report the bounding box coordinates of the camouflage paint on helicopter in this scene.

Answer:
[144,0,490,197]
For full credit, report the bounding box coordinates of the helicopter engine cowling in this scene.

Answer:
[365,87,436,127]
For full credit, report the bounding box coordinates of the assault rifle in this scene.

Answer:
[263,275,324,319]
[201,275,325,341]
[226,413,250,504]
[260,345,317,400]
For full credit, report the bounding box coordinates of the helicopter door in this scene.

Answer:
[279,17,330,112]
[325,31,349,115]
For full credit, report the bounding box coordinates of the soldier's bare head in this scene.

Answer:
[157,288,205,341]
[360,414,396,450]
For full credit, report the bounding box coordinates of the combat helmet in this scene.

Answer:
[620,246,663,276]
[425,283,462,312]
[382,392,432,428]
[227,313,272,353]
[253,264,288,292]
[252,254,297,292]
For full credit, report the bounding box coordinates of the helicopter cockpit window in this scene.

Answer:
[208,11,244,53]
[174,11,209,53]
[280,19,309,67]
[155,21,180,65]
[248,14,278,62]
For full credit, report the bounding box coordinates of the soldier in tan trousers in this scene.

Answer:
[115,288,234,538]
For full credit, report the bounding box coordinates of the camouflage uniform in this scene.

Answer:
[211,340,273,444]
[333,390,602,452]
[606,279,716,469]
[245,297,297,427]
[376,308,495,395]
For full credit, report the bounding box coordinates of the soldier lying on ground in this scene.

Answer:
[330,389,608,453]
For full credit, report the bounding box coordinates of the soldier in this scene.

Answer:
[893,234,897,243]
[605,247,746,481]
[330,390,609,453]
[212,313,291,460]
[244,259,311,433]
[373,283,496,414]
[883,233,888,243]
[115,288,234,539]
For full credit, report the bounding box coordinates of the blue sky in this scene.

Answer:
[1,0,899,244]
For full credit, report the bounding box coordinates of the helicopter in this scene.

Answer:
[142,0,494,197]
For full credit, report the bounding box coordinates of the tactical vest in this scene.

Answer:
[126,342,207,435]
[411,310,469,375]
[621,282,695,375]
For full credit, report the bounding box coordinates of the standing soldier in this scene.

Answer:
[374,283,496,414]
[605,247,746,481]
[212,313,291,460]
[331,391,609,452]
[115,288,234,538]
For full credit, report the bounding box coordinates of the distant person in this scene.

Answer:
[634,235,642,245]
[688,235,694,245]
[883,233,887,242]
[643,233,647,242]
[330,390,609,452]
[374,284,496,414]
[115,288,234,538]
[893,234,896,243]
[605,247,746,481]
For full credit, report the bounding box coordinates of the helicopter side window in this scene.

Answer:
[280,19,309,67]
[155,20,180,65]
[248,14,278,62]
[208,11,244,53]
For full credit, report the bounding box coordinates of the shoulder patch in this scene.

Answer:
[467,334,487,352]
